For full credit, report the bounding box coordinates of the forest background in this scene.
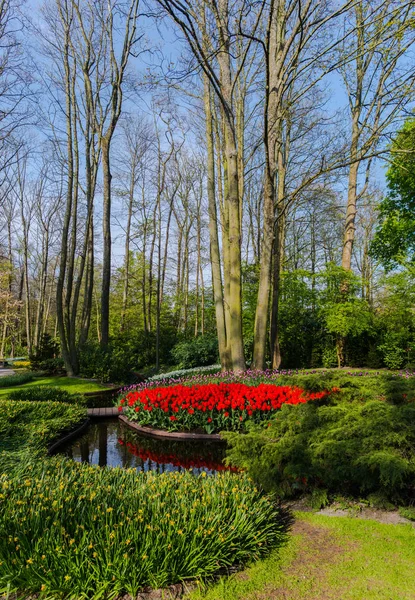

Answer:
[1,0,415,382]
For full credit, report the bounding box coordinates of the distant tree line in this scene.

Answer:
[1,0,415,377]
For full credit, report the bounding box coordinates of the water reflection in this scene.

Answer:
[58,418,233,475]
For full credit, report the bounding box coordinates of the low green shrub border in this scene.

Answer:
[0,400,86,475]
[7,386,85,405]
[0,373,34,388]
[0,460,284,598]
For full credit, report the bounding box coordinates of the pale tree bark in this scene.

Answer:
[55,12,75,374]
[156,0,247,371]
[116,117,152,333]
[100,0,140,348]
[249,0,363,369]
[16,155,33,356]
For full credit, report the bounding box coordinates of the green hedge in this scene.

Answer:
[7,386,85,405]
[0,373,34,388]
[0,400,86,475]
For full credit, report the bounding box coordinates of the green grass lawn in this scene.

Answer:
[0,375,110,397]
[186,511,415,600]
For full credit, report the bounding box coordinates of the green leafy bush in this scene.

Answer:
[0,373,33,388]
[378,334,406,369]
[224,398,415,503]
[35,357,65,375]
[29,334,62,373]
[0,461,284,598]
[322,347,337,368]
[79,342,135,383]
[399,506,415,521]
[171,335,219,369]
[8,386,85,405]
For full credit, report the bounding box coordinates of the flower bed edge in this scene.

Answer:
[119,414,224,442]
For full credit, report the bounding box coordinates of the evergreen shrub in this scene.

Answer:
[224,397,415,504]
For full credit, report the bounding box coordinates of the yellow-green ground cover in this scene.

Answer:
[187,511,415,600]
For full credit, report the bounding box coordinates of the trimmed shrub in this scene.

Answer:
[0,373,34,388]
[8,386,85,405]
[0,400,86,475]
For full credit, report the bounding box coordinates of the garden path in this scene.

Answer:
[0,368,14,377]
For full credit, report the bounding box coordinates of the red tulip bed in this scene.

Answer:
[119,382,335,434]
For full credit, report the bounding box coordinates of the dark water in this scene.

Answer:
[57,419,233,475]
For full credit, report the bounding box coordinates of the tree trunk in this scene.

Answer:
[204,76,228,367]
[100,138,112,347]
[120,167,134,332]
[252,167,274,369]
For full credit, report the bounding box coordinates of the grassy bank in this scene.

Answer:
[186,511,415,600]
[0,399,86,474]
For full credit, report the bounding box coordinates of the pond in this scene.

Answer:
[56,418,234,475]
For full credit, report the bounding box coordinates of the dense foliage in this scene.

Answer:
[7,386,85,405]
[29,334,64,374]
[171,335,219,369]
[0,400,86,474]
[223,391,415,504]
[79,341,137,383]
[120,383,333,433]
[0,462,283,599]
[0,373,33,388]
[371,118,415,269]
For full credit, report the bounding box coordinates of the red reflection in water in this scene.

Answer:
[118,438,238,472]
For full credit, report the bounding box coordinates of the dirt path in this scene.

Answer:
[248,519,348,600]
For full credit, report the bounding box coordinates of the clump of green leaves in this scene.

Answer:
[0,373,34,388]
[0,461,284,599]
[171,335,219,369]
[0,400,86,475]
[399,506,415,521]
[8,386,85,405]
[224,398,415,504]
